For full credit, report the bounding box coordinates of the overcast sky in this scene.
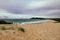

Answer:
[0,0,60,19]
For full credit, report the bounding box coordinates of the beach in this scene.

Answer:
[0,20,60,40]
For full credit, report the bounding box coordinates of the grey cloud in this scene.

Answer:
[48,12,60,16]
[0,0,60,18]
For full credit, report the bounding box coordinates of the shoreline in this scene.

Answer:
[13,20,49,24]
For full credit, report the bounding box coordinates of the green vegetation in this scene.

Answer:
[1,26,6,30]
[6,27,15,30]
[0,26,15,30]
[30,17,46,20]
[18,27,25,32]
[0,20,12,24]
[0,26,25,32]
[51,18,60,22]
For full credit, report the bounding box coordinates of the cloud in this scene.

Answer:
[0,0,60,18]
[0,9,34,19]
[46,10,60,18]
[26,0,53,9]
[25,0,60,10]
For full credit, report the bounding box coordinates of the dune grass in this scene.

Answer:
[0,26,15,30]
[18,27,25,32]
[0,26,25,32]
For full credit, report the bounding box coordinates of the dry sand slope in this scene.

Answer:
[0,20,60,40]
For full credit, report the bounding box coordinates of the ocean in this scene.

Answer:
[4,19,48,24]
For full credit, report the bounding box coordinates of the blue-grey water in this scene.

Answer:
[4,19,48,24]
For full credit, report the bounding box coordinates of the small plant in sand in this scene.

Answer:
[18,27,25,32]
[7,27,15,30]
[0,26,6,30]
[0,26,15,30]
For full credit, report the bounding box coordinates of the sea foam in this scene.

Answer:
[13,20,48,24]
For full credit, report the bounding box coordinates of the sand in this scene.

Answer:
[0,20,60,40]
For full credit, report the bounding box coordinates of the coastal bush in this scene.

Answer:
[6,27,15,30]
[51,18,60,22]
[30,17,46,20]
[0,20,12,24]
[0,26,6,30]
[0,26,15,30]
[18,27,25,32]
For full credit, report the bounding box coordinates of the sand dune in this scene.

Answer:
[0,20,60,40]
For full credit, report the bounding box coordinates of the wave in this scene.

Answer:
[13,20,48,24]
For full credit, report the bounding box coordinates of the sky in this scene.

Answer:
[0,0,60,19]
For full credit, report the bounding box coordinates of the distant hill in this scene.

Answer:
[30,17,60,22]
[30,17,46,20]
[0,20,12,24]
[51,18,60,22]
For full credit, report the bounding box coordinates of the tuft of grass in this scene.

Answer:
[0,26,25,32]
[18,27,25,32]
[6,27,15,30]
[0,26,15,30]
[0,26,6,30]
[2,27,6,30]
